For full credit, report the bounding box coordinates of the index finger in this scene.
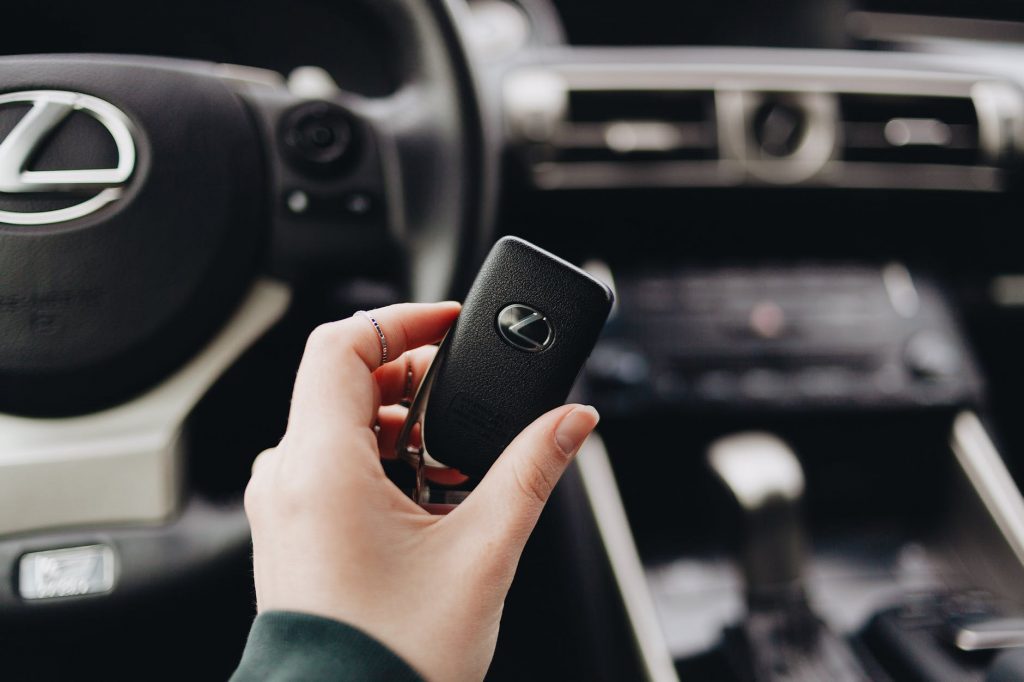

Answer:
[287,301,461,442]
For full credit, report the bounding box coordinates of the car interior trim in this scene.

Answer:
[0,279,291,537]
[951,411,1024,572]
[576,433,680,682]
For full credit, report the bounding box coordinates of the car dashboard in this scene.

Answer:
[478,2,1024,680]
[5,1,1024,680]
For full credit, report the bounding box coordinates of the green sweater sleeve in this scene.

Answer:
[230,611,424,682]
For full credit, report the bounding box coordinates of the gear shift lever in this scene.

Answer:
[708,433,808,609]
[707,432,870,682]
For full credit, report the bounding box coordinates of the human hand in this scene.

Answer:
[243,302,600,681]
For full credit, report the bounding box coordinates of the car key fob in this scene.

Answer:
[411,236,613,481]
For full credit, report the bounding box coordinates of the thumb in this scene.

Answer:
[450,403,600,543]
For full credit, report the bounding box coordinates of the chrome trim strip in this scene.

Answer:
[953,617,1024,651]
[951,411,1024,569]
[531,160,1001,191]
[848,11,1024,44]
[544,62,988,97]
[576,434,680,682]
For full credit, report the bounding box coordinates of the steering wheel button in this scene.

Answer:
[279,100,358,174]
[18,544,116,600]
[308,125,335,147]
[345,192,373,216]
[286,190,310,214]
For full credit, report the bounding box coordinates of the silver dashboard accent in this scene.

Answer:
[952,616,1024,651]
[212,63,286,89]
[19,545,116,600]
[883,118,952,147]
[604,121,689,153]
[847,11,1024,45]
[576,434,680,682]
[951,411,1024,572]
[530,59,990,95]
[0,279,291,537]
[286,65,341,99]
[463,0,531,61]
[504,68,568,143]
[0,90,136,225]
[972,81,1024,161]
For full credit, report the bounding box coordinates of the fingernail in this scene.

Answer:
[555,405,600,456]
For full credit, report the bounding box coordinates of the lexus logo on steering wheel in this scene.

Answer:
[0,90,136,226]
[496,304,554,353]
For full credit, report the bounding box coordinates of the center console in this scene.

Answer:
[475,15,1024,677]
[570,263,1024,681]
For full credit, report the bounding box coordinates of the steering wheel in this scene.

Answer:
[0,0,491,610]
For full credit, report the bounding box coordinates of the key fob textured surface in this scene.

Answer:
[421,236,613,479]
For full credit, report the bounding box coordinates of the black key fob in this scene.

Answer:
[414,236,613,480]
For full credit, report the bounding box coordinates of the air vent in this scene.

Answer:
[838,94,980,165]
[554,89,717,162]
[504,64,1013,191]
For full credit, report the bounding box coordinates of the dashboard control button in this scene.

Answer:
[19,544,116,600]
[280,189,379,224]
[286,189,309,214]
[749,300,786,339]
[280,101,358,174]
[344,192,373,217]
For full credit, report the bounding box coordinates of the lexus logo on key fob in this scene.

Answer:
[401,236,613,483]
[496,304,554,352]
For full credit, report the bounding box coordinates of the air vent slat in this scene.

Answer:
[557,89,717,161]
[568,90,712,122]
[838,94,980,165]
